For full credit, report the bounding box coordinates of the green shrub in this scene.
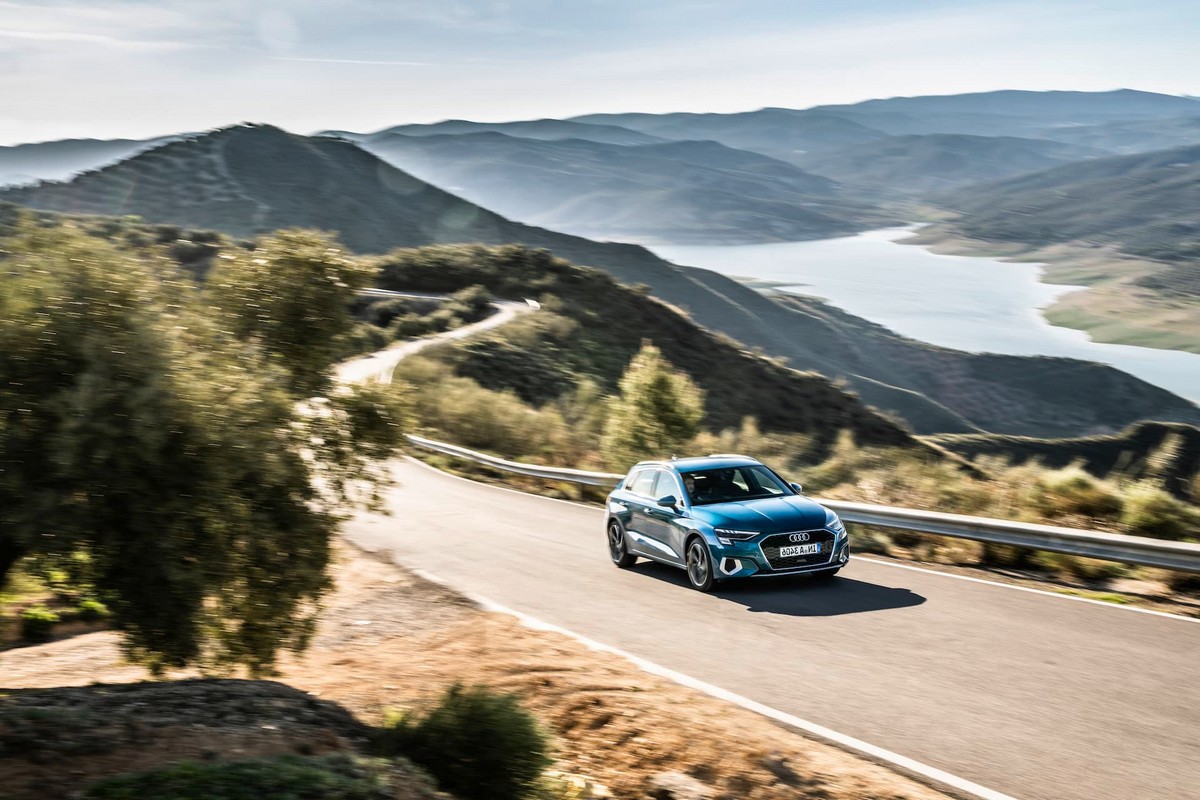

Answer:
[84,753,414,799]
[75,598,111,622]
[1120,482,1198,540]
[848,526,893,555]
[20,605,60,642]
[1032,467,1123,519]
[379,684,551,800]
[1031,552,1128,584]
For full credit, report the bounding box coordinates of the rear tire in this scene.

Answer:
[607,520,637,568]
[686,538,716,592]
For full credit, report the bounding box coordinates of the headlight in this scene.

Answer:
[714,528,757,544]
[826,513,846,537]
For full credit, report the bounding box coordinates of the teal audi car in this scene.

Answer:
[604,455,849,591]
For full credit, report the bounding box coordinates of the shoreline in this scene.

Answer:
[902,225,1200,356]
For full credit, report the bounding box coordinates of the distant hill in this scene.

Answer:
[813,89,1200,138]
[569,108,890,163]
[930,421,1200,499]
[354,118,665,147]
[795,134,1107,196]
[0,136,171,186]
[359,131,886,244]
[1035,115,1200,155]
[4,123,1196,438]
[936,143,1200,269]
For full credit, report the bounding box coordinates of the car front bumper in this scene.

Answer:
[713,538,850,579]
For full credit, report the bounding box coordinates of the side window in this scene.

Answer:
[651,470,679,500]
[731,468,751,492]
[629,469,657,497]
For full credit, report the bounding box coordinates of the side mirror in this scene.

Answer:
[656,495,679,510]
[790,482,804,494]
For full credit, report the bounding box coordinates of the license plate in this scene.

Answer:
[779,543,820,558]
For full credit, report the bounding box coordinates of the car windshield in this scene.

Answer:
[681,465,791,505]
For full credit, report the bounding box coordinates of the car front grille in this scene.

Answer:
[760,530,836,571]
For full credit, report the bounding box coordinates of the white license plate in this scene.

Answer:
[779,543,820,558]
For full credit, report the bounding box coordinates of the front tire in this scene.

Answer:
[686,538,716,592]
[608,520,637,568]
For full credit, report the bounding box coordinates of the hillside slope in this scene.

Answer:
[936,143,1200,267]
[0,136,169,186]
[930,421,1200,499]
[360,131,884,243]
[797,134,1107,196]
[3,124,1196,438]
[570,108,890,163]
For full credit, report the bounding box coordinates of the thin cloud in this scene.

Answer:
[0,27,196,50]
[273,56,432,66]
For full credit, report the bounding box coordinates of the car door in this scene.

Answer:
[620,468,658,553]
[640,469,687,564]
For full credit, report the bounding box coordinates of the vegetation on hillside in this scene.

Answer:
[0,216,404,672]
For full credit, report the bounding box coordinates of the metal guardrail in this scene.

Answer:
[405,434,1200,573]
[406,434,624,487]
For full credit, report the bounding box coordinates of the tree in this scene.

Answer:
[0,220,403,674]
[206,229,376,396]
[601,342,705,468]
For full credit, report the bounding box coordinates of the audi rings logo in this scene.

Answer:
[788,532,811,543]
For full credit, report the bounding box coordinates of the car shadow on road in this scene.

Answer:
[631,562,926,617]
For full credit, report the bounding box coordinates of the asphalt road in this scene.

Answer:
[344,458,1200,800]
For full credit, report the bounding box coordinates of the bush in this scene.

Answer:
[1120,482,1198,540]
[75,598,111,622]
[20,605,60,642]
[84,753,418,799]
[379,684,551,800]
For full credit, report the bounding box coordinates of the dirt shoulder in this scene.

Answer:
[1,542,956,800]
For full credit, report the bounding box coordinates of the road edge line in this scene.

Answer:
[855,557,1200,624]
[401,456,1199,623]
[406,565,1022,800]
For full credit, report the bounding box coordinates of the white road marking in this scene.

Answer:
[405,564,1022,800]
[856,557,1200,624]
[401,458,1200,624]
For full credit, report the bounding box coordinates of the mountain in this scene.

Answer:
[0,136,171,186]
[936,143,1200,267]
[795,134,1108,197]
[4,123,1195,438]
[1035,115,1200,155]
[813,89,1200,138]
[569,108,890,163]
[359,131,886,244]
[354,118,665,146]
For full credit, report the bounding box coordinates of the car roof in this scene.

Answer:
[632,454,763,472]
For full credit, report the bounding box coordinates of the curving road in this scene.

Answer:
[343,459,1200,800]
[335,296,532,386]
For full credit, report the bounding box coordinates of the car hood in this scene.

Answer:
[690,495,829,533]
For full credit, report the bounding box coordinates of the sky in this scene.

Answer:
[1,0,1198,145]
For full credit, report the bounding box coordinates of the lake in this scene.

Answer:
[651,228,1200,404]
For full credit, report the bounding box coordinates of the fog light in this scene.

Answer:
[839,549,849,564]
[720,558,743,575]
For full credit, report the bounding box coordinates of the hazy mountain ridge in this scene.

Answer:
[358,131,887,244]
[794,133,1109,196]
[0,135,176,187]
[358,118,666,146]
[2,122,1195,438]
[936,143,1200,268]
